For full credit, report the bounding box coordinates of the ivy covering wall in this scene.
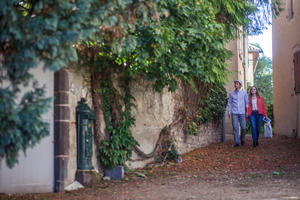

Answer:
[1,0,281,168]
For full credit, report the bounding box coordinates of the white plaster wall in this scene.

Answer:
[0,65,54,193]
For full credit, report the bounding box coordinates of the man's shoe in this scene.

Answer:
[256,141,259,146]
[253,142,257,147]
[241,141,245,146]
[234,144,240,147]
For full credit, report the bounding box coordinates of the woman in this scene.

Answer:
[248,86,268,147]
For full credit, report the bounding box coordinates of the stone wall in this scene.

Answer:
[273,0,300,137]
[60,67,100,188]
[64,69,222,179]
[128,79,221,168]
[128,79,177,168]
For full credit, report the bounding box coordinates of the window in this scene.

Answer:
[286,0,294,21]
[294,51,300,93]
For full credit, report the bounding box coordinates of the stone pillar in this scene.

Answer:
[54,69,70,192]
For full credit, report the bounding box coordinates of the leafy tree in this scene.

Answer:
[254,56,273,106]
[0,0,157,168]
[1,0,281,168]
[0,0,100,167]
[81,0,280,168]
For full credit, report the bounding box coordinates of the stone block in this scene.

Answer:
[75,170,101,186]
[54,70,69,92]
[54,106,70,120]
[104,166,124,180]
[55,180,65,192]
[54,121,70,155]
[55,157,69,181]
[64,181,84,191]
[54,91,69,105]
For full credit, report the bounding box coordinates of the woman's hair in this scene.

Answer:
[249,86,260,97]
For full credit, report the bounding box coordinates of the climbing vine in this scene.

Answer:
[96,76,138,169]
[179,80,227,136]
[75,0,281,169]
[154,128,180,163]
[186,83,227,136]
[197,84,227,125]
[1,0,282,168]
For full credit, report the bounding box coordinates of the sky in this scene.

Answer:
[248,25,272,58]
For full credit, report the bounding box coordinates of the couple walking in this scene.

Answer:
[227,80,268,147]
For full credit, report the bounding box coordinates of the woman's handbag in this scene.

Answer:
[264,122,272,138]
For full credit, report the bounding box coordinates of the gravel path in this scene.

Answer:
[2,135,300,200]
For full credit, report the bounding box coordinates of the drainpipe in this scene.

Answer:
[296,95,299,138]
[243,31,247,89]
[54,69,70,192]
[253,54,259,74]
[222,105,226,143]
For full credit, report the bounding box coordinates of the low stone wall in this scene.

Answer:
[174,123,221,154]
[127,78,222,169]
[64,69,222,178]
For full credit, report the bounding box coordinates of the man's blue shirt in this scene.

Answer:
[227,89,249,115]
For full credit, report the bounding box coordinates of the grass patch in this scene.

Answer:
[272,171,285,177]
[248,173,265,179]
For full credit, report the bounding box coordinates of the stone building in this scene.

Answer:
[224,37,261,136]
[248,44,261,85]
[273,0,300,137]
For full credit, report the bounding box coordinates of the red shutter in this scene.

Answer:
[294,51,300,93]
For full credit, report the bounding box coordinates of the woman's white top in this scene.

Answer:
[252,98,258,111]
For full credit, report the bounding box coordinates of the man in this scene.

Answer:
[227,80,248,147]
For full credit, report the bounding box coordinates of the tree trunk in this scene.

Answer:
[91,70,105,146]
[110,89,121,129]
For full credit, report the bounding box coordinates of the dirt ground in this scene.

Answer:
[1,134,300,200]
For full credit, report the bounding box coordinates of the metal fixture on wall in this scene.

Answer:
[76,98,95,170]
